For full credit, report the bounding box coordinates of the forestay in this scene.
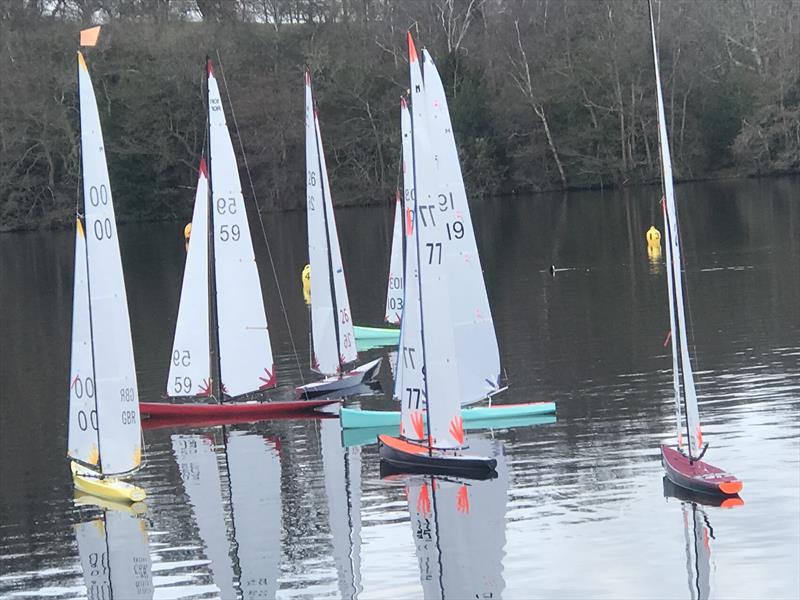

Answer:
[68,219,99,467]
[75,52,141,475]
[421,49,501,405]
[167,162,211,397]
[207,64,275,398]
[408,37,464,450]
[649,8,703,457]
[384,191,404,325]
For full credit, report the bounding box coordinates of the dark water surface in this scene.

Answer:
[1,177,798,599]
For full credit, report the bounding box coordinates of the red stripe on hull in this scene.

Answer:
[140,399,339,426]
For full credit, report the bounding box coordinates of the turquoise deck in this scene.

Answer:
[341,413,557,447]
[340,401,556,429]
[353,325,401,341]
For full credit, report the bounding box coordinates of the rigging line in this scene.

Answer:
[214,50,305,387]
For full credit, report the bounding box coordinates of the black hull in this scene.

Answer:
[378,437,497,480]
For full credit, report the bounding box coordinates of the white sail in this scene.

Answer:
[167,161,211,398]
[649,7,703,456]
[68,218,99,467]
[74,511,153,600]
[171,434,236,599]
[315,99,358,365]
[226,431,282,599]
[77,52,141,475]
[207,64,275,398]
[409,37,464,450]
[421,49,502,404]
[305,72,340,376]
[397,97,426,443]
[384,191,404,325]
[662,202,684,449]
[321,418,362,598]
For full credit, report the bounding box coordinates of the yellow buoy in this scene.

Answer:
[302,264,311,306]
[646,225,661,247]
[183,222,192,252]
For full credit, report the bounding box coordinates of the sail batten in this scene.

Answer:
[649,4,703,457]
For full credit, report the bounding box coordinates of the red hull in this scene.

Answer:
[142,409,337,430]
[140,398,339,426]
[661,445,743,496]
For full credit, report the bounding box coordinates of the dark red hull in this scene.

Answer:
[140,398,339,426]
[142,409,337,430]
[661,445,743,496]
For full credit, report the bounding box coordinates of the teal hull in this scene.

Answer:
[353,325,400,341]
[340,401,556,429]
[342,413,557,447]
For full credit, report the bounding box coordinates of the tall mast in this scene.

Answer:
[407,36,434,454]
[205,56,223,402]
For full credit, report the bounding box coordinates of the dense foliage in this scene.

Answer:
[1,0,798,230]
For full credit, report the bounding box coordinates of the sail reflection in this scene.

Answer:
[171,430,282,599]
[663,477,743,600]
[321,417,362,599]
[402,438,507,599]
[73,499,153,600]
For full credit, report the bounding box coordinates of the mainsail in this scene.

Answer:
[167,161,211,397]
[305,72,358,375]
[207,63,275,398]
[421,49,501,404]
[649,4,703,457]
[69,52,141,475]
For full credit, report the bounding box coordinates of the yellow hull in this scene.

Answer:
[71,461,146,503]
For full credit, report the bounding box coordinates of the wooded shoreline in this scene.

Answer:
[2,1,798,232]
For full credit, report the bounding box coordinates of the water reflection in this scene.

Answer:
[663,477,744,600]
[397,439,507,599]
[321,418,362,598]
[73,497,153,599]
[171,430,282,599]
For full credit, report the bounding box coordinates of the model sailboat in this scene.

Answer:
[68,37,145,504]
[344,38,555,432]
[649,2,742,496]
[296,72,382,399]
[377,34,499,477]
[139,59,338,421]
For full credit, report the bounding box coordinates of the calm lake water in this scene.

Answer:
[0,177,798,599]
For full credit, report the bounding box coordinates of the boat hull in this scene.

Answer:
[296,357,383,399]
[341,401,555,429]
[378,434,497,479]
[71,462,146,504]
[661,445,743,496]
[140,398,339,422]
[353,325,400,341]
